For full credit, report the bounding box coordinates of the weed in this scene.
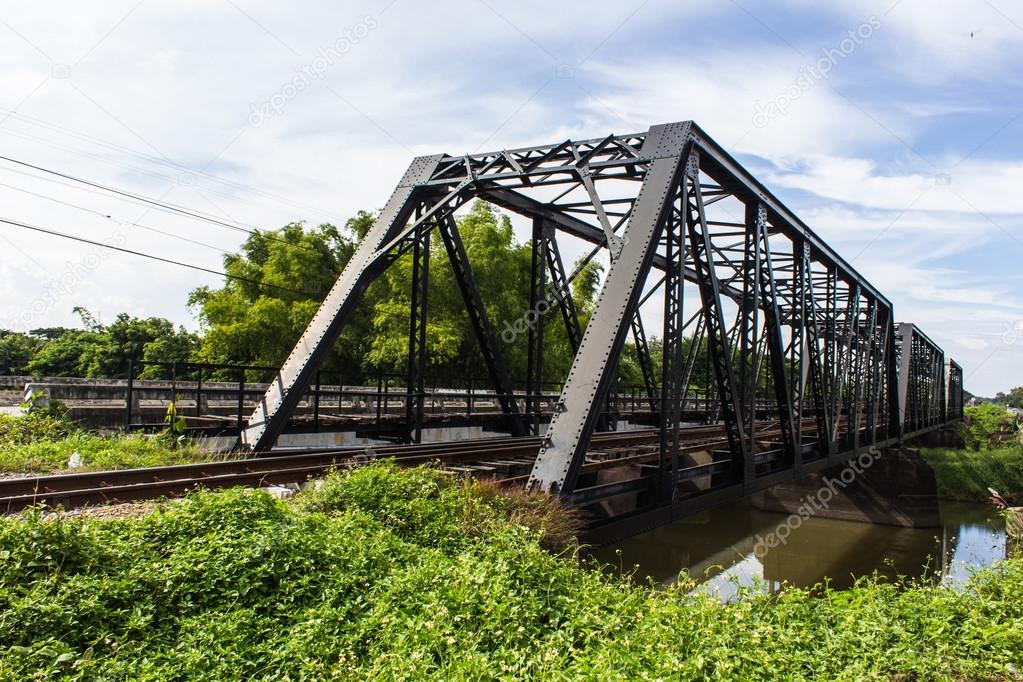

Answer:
[0,463,1020,680]
[0,413,216,474]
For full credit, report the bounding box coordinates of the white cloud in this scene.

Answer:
[784,0,1023,83]
[579,52,894,159]
[764,154,1023,215]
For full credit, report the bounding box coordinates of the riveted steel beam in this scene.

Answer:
[242,155,444,451]
[528,122,693,492]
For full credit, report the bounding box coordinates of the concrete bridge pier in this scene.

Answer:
[750,447,942,528]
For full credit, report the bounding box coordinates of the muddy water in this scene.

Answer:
[591,501,1006,600]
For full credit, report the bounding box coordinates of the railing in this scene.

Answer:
[120,360,774,437]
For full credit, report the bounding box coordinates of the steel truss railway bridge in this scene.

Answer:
[238,121,964,538]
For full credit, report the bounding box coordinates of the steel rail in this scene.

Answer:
[0,420,824,514]
[0,424,744,513]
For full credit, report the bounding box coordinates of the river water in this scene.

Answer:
[590,501,1007,600]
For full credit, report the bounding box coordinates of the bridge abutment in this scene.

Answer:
[751,447,941,528]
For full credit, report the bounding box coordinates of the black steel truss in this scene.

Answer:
[242,121,964,523]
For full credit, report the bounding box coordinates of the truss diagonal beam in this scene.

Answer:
[528,122,693,492]
[242,155,443,451]
[436,214,526,437]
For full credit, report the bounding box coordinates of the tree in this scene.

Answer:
[26,329,105,377]
[189,221,368,381]
[994,386,1023,409]
[28,327,75,341]
[26,309,197,379]
[360,201,613,388]
[0,331,43,375]
[365,201,530,382]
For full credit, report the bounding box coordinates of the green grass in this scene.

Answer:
[921,445,1023,505]
[0,414,217,473]
[0,462,1020,681]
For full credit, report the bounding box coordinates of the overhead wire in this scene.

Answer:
[1,214,441,328]
[0,180,235,254]
[0,154,332,257]
[0,108,347,223]
[0,215,319,298]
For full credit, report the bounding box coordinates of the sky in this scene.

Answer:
[0,0,1021,396]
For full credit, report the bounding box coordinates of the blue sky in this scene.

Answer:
[0,0,1021,395]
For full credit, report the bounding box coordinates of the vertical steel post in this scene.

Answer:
[405,220,430,444]
[526,217,548,435]
[684,153,748,479]
[125,355,135,431]
[313,371,321,433]
[659,181,686,500]
[237,370,245,433]
[754,204,797,470]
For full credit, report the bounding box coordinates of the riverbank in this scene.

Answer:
[1,463,1019,680]
[921,445,1023,504]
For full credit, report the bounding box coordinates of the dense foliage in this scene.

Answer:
[2,308,197,380]
[0,202,669,389]
[362,201,609,385]
[188,220,364,379]
[994,386,1023,409]
[0,463,1020,680]
[186,202,622,386]
[0,331,42,375]
[959,403,1021,450]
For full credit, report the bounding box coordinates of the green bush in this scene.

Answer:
[959,403,1018,450]
[296,463,582,551]
[0,414,72,449]
[0,463,1021,680]
[0,431,218,473]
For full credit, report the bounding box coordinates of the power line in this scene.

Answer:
[1,214,455,331]
[0,107,348,223]
[0,180,234,254]
[0,216,319,298]
[0,163,272,250]
[0,154,331,256]
[0,125,324,228]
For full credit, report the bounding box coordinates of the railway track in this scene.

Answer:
[0,418,833,514]
[0,417,838,514]
[0,424,737,513]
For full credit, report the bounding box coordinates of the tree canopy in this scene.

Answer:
[14,308,197,379]
[994,387,1023,409]
[187,220,368,379]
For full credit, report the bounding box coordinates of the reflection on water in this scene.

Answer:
[590,501,1006,599]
